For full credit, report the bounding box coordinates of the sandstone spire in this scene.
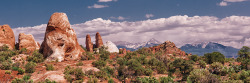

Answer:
[0,25,15,50]
[40,12,85,62]
[95,32,103,48]
[86,34,93,52]
[18,33,40,52]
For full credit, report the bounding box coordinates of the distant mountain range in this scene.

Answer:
[113,38,161,51]
[180,42,240,58]
[114,39,240,58]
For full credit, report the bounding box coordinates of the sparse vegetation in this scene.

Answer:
[45,64,54,71]
[64,66,85,82]
[27,50,44,63]
[25,61,37,73]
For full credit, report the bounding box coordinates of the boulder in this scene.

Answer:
[0,25,15,50]
[95,32,103,48]
[40,12,84,62]
[85,34,93,52]
[18,33,40,52]
[104,41,119,53]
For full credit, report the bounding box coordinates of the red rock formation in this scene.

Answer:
[122,48,127,54]
[0,25,15,50]
[18,33,40,52]
[85,34,93,52]
[149,41,187,56]
[95,32,103,48]
[40,12,85,62]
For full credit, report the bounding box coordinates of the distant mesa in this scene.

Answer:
[149,41,187,56]
[18,33,40,52]
[0,25,15,50]
[104,41,119,53]
[40,12,85,62]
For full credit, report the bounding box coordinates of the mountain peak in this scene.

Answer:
[147,38,161,44]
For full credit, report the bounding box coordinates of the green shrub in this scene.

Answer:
[92,60,106,69]
[103,66,115,76]
[199,60,207,68]
[240,70,249,80]
[210,62,224,75]
[5,70,11,74]
[45,64,54,71]
[190,55,199,62]
[108,78,115,83]
[12,74,33,83]
[187,69,220,83]
[25,62,37,73]
[87,76,98,83]
[135,77,159,83]
[81,52,95,60]
[38,79,56,83]
[0,61,12,70]
[76,61,83,66]
[17,68,25,75]
[159,77,174,83]
[204,52,225,64]
[144,68,153,76]
[64,66,85,82]
[27,50,44,63]
[94,70,108,80]
[0,44,10,51]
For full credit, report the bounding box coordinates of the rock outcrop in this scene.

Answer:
[104,41,119,53]
[0,25,15,50]
[40,12,84,62]
[150,41,186,56]
[95,32,103,48]
[85,34,93,52]
[18,33,40,52]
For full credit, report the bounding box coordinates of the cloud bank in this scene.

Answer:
[88,4,109,8]
[13,15,250,49]
[218,0,248,6]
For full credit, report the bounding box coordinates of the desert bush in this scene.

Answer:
[94,70,108,80]
[12,74,33,83]
[127,59,145,76]
[240,70,249,80]
[117,57,127,66]
[159,77,174,83]
[210,62,224,75]
[238,46,250,59]
[25,62,37,73]
[19,48,28,54]
[5,70,11,74]
[190,55,199,62]
[108,78,115,83]
[87,76,98,83]
[27,50,44,63]
[64,66,84,82]
[135,77,159,83]
[187,69,220,83]
[17,68,25,75]
[103,66,115,77]
[38,79,56,83]
[92,60,106,69]
[144,68,153,76]
[0,60,12,70]
[81,52,95,60]
[76,61,83,66]
[222,80,243,83]
[169,58,194,79]
[198,60,207,68]
[45,64,54,71]
[204,52,225,64]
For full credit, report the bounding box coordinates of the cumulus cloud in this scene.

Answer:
[13,15,250,49]
[218,0,248,6]
[145,14,154,18]
[88,4,109,8]
[219,1,228,6]
[98,0,118,2]
[110,16,127,20]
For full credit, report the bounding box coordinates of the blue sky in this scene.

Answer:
[2,0,250,48]
[0,0,250,28]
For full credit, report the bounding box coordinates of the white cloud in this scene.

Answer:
[224,0,247,2]
[88,4,109,9]
[218,0,248,6]
[219,1,228,6]
[145,14,154,18]
[13,15,250,49]
[98,0,118,2]
[110,16,127,20]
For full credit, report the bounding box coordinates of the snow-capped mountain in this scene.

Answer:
[113,38,161,51]
[180,42,240,58]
